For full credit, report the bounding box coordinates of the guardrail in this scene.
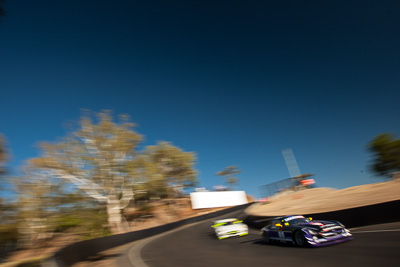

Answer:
[244,199,400,229]
[42,203,252,267]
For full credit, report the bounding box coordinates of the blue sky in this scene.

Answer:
[1,0,399,197]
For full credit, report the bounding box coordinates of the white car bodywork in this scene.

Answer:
[212,218,248,239]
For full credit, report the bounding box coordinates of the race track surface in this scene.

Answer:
[118,209,400,267]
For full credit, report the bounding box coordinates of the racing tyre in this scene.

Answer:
[294,231,306,247]
[262,232,271,244]
[262,232,270,244]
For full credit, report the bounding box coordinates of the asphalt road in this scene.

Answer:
[118,209,400,267]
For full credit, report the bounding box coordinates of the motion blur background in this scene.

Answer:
[0,0,399,265]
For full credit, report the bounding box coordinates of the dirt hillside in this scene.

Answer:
[245,180,400,216]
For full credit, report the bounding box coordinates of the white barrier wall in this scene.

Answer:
[190,191,248,209]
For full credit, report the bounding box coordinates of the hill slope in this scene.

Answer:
[246,180,400,216]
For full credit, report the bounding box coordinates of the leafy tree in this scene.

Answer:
[368,133,400,179]
[141,141,197,197]
[29,111,143,234]
[216,166,241,190]
[28,111,198,234]
[125,142,197,223]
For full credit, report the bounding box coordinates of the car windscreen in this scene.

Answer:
[286,218,310,225]
[223,220,242,226]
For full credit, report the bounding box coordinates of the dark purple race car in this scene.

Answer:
[261,215,353,247]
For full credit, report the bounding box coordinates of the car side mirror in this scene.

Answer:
[275,223,282,228]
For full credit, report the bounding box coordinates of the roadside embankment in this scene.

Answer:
[244,180,400,229]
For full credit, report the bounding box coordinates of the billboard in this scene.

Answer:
[190,191,248,209]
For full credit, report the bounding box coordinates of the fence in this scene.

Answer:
[259,174,315,198]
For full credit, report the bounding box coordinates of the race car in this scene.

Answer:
[212,218,248,240]
[261,215,353,247]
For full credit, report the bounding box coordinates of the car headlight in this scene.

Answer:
[306,229,317,235]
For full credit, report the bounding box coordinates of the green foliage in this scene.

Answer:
[142,141,197,187]
[54,216,84,232]
[80,212,111,239]
[368,133,400,178]
[130,141,198,199]
[53,205,110,239]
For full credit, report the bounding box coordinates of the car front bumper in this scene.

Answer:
[305,233,353,247]
[217,231,248,240]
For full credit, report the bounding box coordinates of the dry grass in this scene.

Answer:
[246,180,400,216]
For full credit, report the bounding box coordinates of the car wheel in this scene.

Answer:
[262,232,271,244]
[294,231,306,247]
